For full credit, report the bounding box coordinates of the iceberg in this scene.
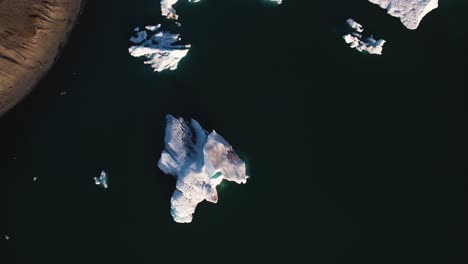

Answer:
[343,19,386,55]
[368,0,438,30]
[128,25,190,72]
[94,170,109,189]
[158,115,249,223]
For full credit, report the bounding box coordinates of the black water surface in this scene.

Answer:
[1,1,467,263]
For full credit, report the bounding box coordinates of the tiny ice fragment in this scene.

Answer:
[94,171,108,189]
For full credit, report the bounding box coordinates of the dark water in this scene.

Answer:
[1,0,467,263]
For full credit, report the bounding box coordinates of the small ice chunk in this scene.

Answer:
[94,171,108,189]
[346,18,364,33]
[160,0,201,20]
[343,19,386,55]
[160,0,179,20]
[343,34,386,55]
[33,177,38,182]
[145,25,161,32]
[5,235,9,240]
[158,115,249,223]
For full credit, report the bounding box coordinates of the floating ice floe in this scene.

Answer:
[94,171,108,189]
[368,0,438,30]
[343,18,386,55]
[33,177,38,182]
[347,18,364,33]
[5,235,9,240]
[269,0,282,4]
[158,115,248,223]
[128,25,190,72]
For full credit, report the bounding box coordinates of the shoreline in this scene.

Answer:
[0,0,86,116]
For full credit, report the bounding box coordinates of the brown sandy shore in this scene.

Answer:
[0,0,84,116]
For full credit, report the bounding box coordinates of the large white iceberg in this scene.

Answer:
[158,115,248,223]
[343,18,386,55]
[128,25,190,72]
[368,0,438,30]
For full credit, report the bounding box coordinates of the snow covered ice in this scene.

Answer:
[368,0,438,30]
[94,171,108,189]
[158,115,249,223]
[128,25,190,72]
[343,19,386,55]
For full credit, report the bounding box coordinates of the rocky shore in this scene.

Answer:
[0,0,84,116]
